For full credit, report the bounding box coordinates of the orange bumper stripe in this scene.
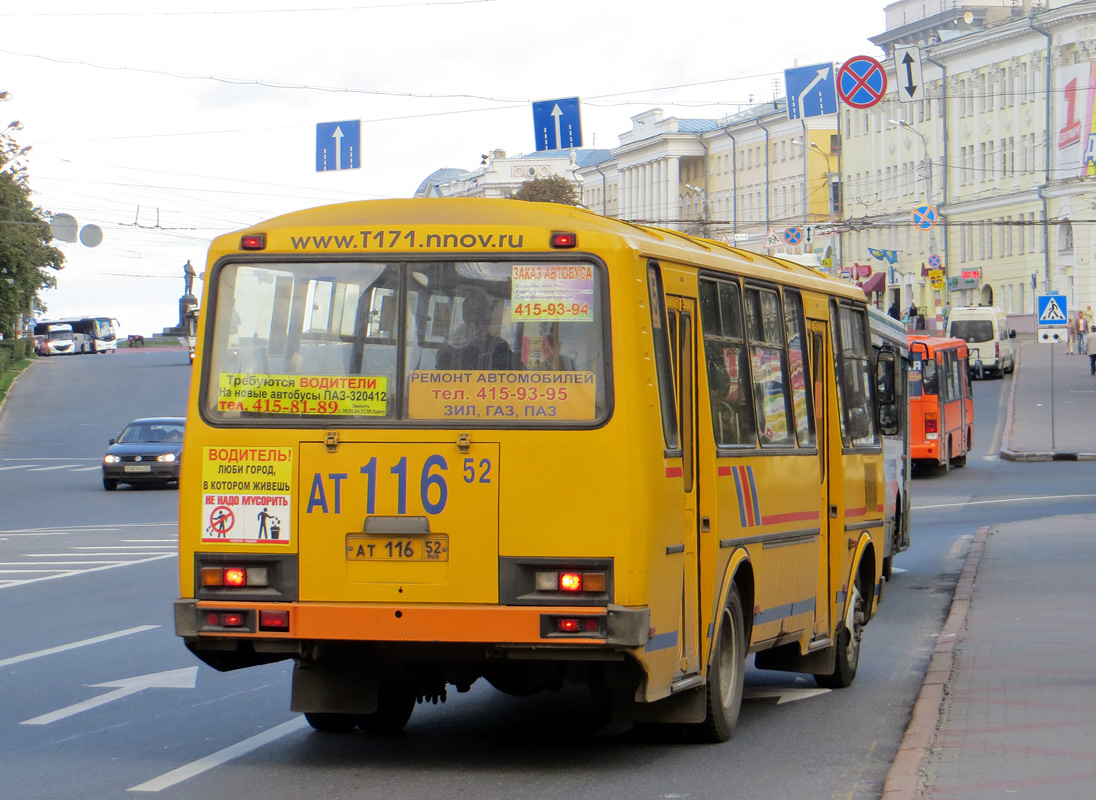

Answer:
[195,601,606,644]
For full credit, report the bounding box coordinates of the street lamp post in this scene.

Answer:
[684,183,709,237]
[794,138,841,270]
[891,118,941,327]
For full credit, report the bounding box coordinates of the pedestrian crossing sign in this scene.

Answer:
[1037,294,1068,326]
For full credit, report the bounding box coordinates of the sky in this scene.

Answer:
[2,0,889,336]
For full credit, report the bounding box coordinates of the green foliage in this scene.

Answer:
[511,174,580,206]
[0,336,31,371]
[0,112,64,338]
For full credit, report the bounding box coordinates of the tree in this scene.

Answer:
[0,110,63,338]
[511,174,580,206]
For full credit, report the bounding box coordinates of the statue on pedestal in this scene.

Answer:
[184,259,196,297]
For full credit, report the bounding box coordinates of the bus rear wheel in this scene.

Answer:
[815,573,865,689]
[689,586,746,743]
[356,682,416,735]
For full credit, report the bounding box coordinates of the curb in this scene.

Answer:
[881,525,991,800]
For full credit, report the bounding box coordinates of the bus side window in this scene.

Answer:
[745,286,794,446]
[700,278,756,446]
[921,359,938,396]
[834,304,876,446]
[648,263,679,451]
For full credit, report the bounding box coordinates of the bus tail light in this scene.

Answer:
[550,231,577,248]
[535,570,607,593]
[206,612,246,628]
[240,233,266,250]
[542,615,606,637]
[201,566,270,588]
[259,610,290,631]
[924,413,938,437]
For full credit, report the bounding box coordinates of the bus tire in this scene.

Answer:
[305,712,357,733]
[815,572,865,689]
[356,682,416,735]
[103,478,118,491]
[689,586,746,743]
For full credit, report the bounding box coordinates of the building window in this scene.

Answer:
[1059,220,1074,254]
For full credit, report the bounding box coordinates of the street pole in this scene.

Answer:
[1051,342,1057,450]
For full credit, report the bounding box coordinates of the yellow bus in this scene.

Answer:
[175,198,895,742]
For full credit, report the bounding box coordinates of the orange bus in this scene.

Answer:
[907,335,973,471]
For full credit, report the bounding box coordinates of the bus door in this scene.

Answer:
[666,295,701,676]
[807,320,831,636]
[941,346,969,460]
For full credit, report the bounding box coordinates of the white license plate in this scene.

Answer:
[346,534,449,561]
[124,464,152,473]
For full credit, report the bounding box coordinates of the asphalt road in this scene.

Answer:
[0,353,1082,799]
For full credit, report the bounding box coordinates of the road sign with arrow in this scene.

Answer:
[532,97,582,151]
[894,46,924,104]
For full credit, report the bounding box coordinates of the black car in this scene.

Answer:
[102,417,185,490]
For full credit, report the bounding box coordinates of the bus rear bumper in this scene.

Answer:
[174,598,650,649]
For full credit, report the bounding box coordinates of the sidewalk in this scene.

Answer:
[884,339,1096,799]
[1000,338,1096,460]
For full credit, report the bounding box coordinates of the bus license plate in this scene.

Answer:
[124,465,152,473]
[346,535,449,562]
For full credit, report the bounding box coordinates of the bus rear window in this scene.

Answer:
[204,260,608,425]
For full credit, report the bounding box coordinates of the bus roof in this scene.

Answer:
[868,305,908,343]
[908,334,969,354]
[213,197,868,303]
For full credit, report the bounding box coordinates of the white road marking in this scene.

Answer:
[743,687,831,704]
[0,522,175,535]
[0,569,79,574]
[0,561,122,565]
[22,667,197,725]
[129,717,310,793]
[73,541,173,547]
[0,625,159,668]
[0,464,38,471]
[0,554,174,589]
[913,492,1096,511]
[26,465,81,472]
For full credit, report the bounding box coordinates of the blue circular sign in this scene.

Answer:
[838,56,887,109]
[911,204,937,231]
[783,226,803,245]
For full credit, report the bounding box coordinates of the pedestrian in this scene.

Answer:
[1067,315,1077,354]
[887,300,901,320]
[1088,327,1096,375]
[1080,313,1090,356]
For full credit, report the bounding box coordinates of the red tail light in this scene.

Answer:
[925,414,938,434]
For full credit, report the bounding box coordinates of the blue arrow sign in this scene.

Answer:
[784,63,837,120]
[532,97,582,151]
[316,120,360,172]
[1037,294,1068,326]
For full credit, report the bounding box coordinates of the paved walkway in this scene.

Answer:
[885,339,1096,799]
[1001,339,1096,460]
